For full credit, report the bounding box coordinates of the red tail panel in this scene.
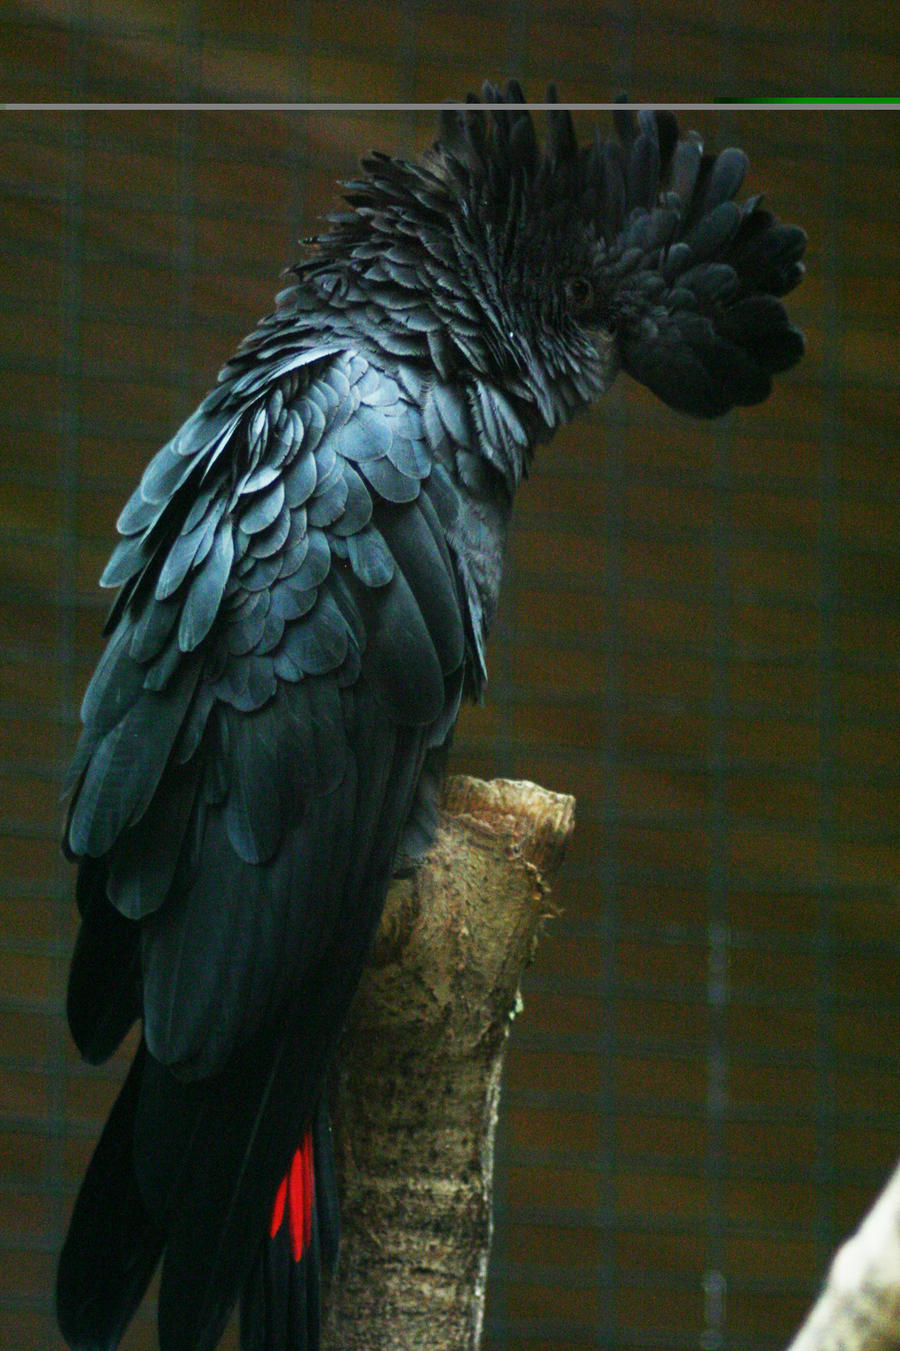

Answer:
[269,1128,315,1262]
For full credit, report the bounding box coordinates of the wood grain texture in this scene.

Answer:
[323,776,575,1351]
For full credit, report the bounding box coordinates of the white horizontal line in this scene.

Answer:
[3,101,898,113]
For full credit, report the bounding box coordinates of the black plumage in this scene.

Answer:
[57,82,805,1351]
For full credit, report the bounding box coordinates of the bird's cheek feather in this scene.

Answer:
[588,327,620,386]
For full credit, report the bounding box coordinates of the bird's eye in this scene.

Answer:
[564,276,595,317]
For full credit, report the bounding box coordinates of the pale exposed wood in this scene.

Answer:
[321,776,576,1351]
[788,1158,900,1351]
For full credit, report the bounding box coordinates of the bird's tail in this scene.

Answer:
[240,1097,340,1351]
[56,1041,166,1351]
[57,1054,340,1351]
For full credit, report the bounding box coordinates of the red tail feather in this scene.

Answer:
[269,1128,315,1261]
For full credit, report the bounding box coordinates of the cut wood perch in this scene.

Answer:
[321,775,576,1351]
[787,1156,900,1351]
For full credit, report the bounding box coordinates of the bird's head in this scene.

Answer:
[300,81,806,433]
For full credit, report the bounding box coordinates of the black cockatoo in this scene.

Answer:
[56,83,805,1351]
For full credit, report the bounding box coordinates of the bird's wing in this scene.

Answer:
[66,341,465,1071]
[60,341,468,1350]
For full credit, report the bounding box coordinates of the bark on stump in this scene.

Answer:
[321,775,575,1351]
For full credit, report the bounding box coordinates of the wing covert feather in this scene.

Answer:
[65,343,468,1080]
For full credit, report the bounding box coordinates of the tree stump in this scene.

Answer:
[321,776,576,1351]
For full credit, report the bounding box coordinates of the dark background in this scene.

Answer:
[2,3,899,1349]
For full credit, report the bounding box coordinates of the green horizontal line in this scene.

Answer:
[758,97,900,105]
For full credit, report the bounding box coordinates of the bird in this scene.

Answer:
[56,81,806,1351]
